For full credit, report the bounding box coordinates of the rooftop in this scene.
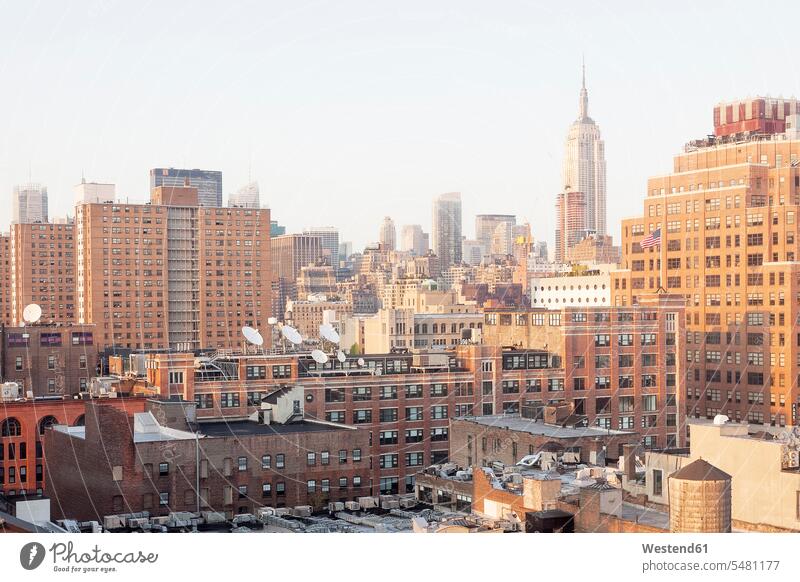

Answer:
[198,419,349,437]
[457,415,634,439]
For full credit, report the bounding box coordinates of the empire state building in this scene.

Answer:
[561,64,607,237]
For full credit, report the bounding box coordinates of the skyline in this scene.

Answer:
[1,1,799,250]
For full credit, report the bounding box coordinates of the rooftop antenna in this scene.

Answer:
[281,325,302,347]
[23,303,42,325]
[242,326,264,353]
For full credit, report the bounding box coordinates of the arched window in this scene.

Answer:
[73,415,86,427]
[39,415,59,435]
[1,418,22,438]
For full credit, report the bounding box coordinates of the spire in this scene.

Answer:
[579,56,589,120]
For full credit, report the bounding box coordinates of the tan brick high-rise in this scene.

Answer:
[10,222,76,325]
[621,97,800,436]
[75,186,271,350]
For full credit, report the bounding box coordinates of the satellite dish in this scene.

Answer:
[337,350,346,363]
[319,323,340,344]
[23,303,42,324]
[357,358,365,367]
[242,326,264,346]
[375,369,382,376]
[311,349,329,364]
[267,317,278,325]
[281,325,302,345]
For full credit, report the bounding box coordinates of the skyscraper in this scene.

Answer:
[554,190,589,263]
[561,62,607,236]
[12,183,48,224]
[379,216,397,251]
[401,224,429,256]
[432,192,462,269]
[475,214,515,256]
[74,178,115,205]
[619,96,800,435]
[150,168,223,207]
[303,227,340,269]
[229,181,260,208]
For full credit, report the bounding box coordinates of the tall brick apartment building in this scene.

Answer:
[9,222,76,325]
[483,293,686,449]
[0,234,10,325]
[619,97,800,435]
[74,186,271,351]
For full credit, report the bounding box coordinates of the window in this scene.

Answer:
[406,407,423,421]
[307,452,316,466]
[238,485,248,499]
[406,452,424,467]
[380,430,398,445]
[262,483,272,497]
[379,454,398,468]
[379,408,398,422]
[405,384,423,399]
[276,482,286,496]
[159,462,169,476]
[220,392,240,408]
[321,451,330,465]
[261,455,271,469]
[380,385,397,400]
[339,450,347,464]
[353,409,372,424]
[353,449,362,462]
[406,429,423,443]
[431,405,448,420]
[307,480,316,493]
[159,492,169,506]
[276,454,285,469]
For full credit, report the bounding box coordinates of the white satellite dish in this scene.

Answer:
[337,350,346,363]
[267,317,278,325]
[311,349,329,364]
[281,325,302,345]
[357,358,365,367]
[319,323,341,344]
[242,326,264,346]
[375,369,382,376]
[23,303,42,324]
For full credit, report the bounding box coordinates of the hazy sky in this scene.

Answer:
[0,1,798,250]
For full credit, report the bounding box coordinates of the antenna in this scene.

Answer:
[242,326,264,347]
[319,323,340,344]
[23,303,42,324]
[281,325,302,345]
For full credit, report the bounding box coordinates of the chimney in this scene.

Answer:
[622,444,637,481]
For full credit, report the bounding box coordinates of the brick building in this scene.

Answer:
[0,234,12,326]
[619,101,800,433]
[0,396,146,497]
[482,294,686,449]
[0,324,99,396]
[74,187,271,351]
[448,415,638,468]
[9,221,76,325]
[44,399,370,521]
[141,346,571,495]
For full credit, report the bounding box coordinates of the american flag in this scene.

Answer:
[640,228,661,249]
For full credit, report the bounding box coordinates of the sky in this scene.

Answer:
[0,0,798,250]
